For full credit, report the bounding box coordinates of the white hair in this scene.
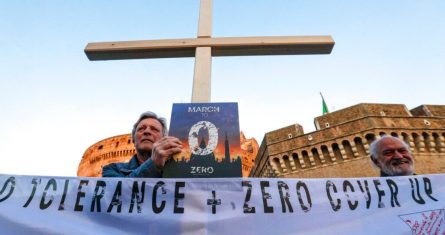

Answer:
[131,111,168,141]
[369,135,411,161]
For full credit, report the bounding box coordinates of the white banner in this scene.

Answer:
[0,174,444,235]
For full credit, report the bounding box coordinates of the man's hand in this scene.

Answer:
[151,136,183,170]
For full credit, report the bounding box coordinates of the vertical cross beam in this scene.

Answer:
[192,0,213,102]
[197,0,212,38]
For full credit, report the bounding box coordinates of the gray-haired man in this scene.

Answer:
[369,136,415,177]
[102,111,183,177]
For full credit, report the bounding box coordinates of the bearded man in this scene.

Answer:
[369,136,415,177]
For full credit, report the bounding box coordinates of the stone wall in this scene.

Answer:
[411,105,445,117]
[314,103,410,131]
[77,134,135,177]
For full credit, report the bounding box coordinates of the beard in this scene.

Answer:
[380,159,414,176]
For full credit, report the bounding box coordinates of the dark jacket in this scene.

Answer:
[102,154,162,178]
[380,171,416,177]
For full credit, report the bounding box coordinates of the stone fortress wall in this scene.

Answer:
[250,103,445,178]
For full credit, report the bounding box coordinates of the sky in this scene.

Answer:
[1,1,444,177]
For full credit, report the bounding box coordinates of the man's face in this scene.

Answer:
[133,118,163,153]
[374,138,414,176]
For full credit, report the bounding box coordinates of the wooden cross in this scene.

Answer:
[84,0,335,102]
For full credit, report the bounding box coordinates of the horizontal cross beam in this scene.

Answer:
[85,36,334,61]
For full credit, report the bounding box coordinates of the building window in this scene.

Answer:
[288,133,292,139]
[98,145,103,150]
[424,119,431,126]
[247,145,253,153]
[325,123,330,128]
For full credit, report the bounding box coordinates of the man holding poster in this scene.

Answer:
[102,111,183,178]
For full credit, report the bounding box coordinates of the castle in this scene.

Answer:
[250,103,445,178]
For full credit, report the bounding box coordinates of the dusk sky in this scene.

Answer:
[1,1,444,176]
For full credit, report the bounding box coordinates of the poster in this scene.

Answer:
[163,102,242,178]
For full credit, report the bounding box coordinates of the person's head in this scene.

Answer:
[369,136,414,176]
[131,111,168,155]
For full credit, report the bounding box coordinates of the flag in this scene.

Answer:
[320,92,329,115]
